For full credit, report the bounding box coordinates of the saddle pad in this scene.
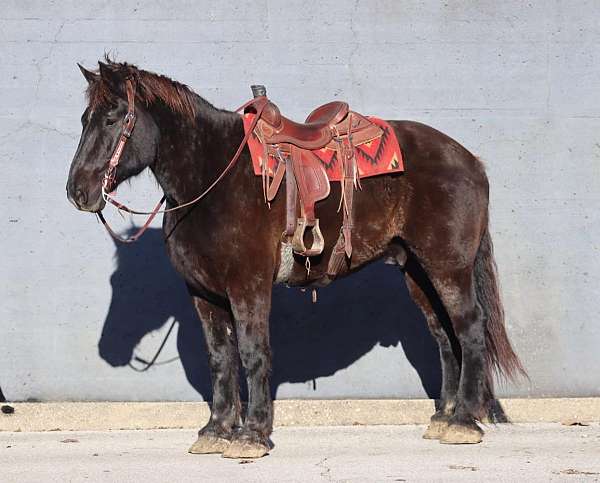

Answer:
[242,114,404,181]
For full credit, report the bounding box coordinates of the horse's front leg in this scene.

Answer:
[188,296,242,454]
[222,286,273,459]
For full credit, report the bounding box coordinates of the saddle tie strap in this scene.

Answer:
[338,113,357,258]
[327,114,358,276]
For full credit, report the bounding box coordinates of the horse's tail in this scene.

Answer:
[475,225,527,385]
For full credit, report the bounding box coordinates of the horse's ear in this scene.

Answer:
[98,61,122,90]
[77,63,99,84]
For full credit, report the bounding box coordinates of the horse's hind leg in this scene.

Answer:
[404,260,461,439]
[188,296,241,454]
[426,266,490,444]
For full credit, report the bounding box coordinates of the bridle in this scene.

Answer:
[96,78,268,243]
[101,78,138,197]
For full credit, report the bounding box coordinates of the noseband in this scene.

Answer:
[97,82,267,243]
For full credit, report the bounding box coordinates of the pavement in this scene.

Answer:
[1,424,599,482]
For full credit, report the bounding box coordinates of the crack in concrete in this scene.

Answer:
[0,120,77,143]
[316,457,333,481]
[29,20,67,118]
[347,0,362,107]
[2,19,76,147]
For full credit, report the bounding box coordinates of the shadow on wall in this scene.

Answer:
[98,228,442,400]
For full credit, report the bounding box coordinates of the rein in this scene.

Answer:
[97,82,268,243]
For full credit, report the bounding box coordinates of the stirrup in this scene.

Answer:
[292,218,324,256]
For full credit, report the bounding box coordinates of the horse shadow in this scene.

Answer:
[98,228,442,400]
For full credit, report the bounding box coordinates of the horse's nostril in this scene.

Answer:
[75,188,87,205]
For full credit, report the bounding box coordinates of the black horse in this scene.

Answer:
[67,59,525,458]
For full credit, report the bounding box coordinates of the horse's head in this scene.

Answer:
[66,61,159,212]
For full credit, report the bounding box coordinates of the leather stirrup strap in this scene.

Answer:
[285,155,297,238]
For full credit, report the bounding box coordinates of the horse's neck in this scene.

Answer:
[151,104,245,204]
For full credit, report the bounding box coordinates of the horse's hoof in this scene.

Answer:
[422,418,449,440]
[188,435,231,454]
[222,439,269,459]
[439,422,483,444]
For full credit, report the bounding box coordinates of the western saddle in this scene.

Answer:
[248,85,383,277]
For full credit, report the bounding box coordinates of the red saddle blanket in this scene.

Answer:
[242,114,404,181]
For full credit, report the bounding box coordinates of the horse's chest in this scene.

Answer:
[163,226,226,296]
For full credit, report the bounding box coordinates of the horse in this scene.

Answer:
[66,59,525,459]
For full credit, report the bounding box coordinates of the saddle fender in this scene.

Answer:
[290,146,330,256]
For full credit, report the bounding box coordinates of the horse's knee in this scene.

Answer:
[239,345,271,377]
[450,303,484,339]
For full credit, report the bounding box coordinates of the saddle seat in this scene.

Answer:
[259,101,349,149]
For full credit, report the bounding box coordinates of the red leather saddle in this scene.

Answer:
[250,85,382,276]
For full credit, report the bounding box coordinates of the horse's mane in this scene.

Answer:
[86,56,198,122]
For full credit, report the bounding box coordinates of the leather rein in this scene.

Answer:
[97,78,268,243]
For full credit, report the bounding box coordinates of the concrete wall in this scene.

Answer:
[1,0,599,402]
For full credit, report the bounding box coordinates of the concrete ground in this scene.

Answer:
[1,424,599,482]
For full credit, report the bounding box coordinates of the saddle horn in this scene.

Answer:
[251,85,267,98]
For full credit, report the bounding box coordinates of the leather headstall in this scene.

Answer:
[102,78,137,194]
[96,90,268,243]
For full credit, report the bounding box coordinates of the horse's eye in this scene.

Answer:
[105,117,117,126]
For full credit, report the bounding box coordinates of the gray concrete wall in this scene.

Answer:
[1,0,599,402]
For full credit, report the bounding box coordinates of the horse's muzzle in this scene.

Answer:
[67,184,105,212]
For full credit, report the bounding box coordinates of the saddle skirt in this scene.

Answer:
[242,114,404,181]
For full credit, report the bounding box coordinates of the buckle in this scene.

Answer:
[102,167,116,191]
[122,112,136,138]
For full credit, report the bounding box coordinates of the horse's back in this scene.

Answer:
[391,120,488,184]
